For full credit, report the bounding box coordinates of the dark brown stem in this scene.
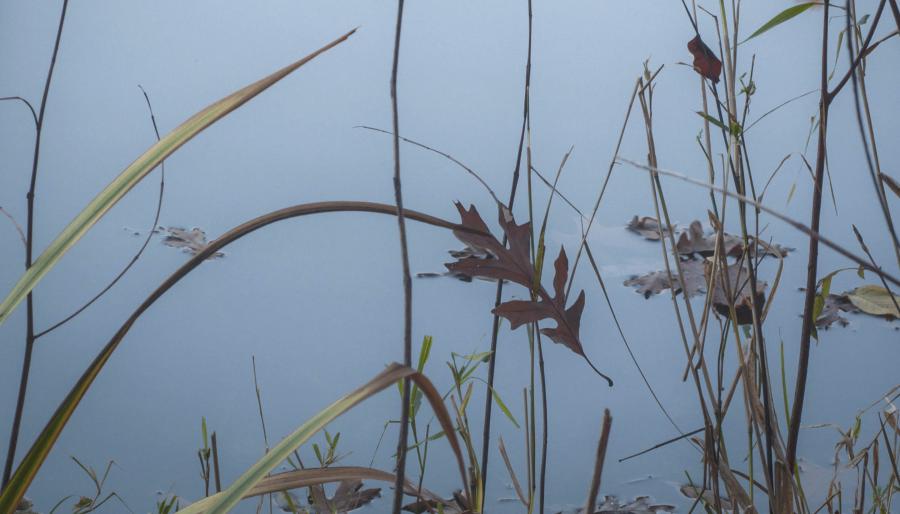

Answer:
[786,0,830,478]
[2,0,69,490]
[389,2,412,511]
[479,0,532,506]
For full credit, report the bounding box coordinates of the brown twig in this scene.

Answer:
[3,0,70,488]
[787,0,831,483]
[388,1,413,513]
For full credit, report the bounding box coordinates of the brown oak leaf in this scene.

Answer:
[445,203,588,356]
[687,35,722,83]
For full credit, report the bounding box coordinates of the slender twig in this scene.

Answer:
[3,0,69,488]
[389,1,413,511]
[619,427,705,463]
[0,207,27,248]
[786,0,831,480]
[34,85,166,339]
[479,0,532,505]
[0,97,38,129]
[843,0,900,268]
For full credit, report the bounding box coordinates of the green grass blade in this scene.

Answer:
[177,364,470,514]
[742,3,818,43]
[0,28,356,327]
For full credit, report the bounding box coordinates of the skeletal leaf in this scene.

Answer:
[160,227,224,259]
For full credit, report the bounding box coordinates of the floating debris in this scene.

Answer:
[159,226,224,259]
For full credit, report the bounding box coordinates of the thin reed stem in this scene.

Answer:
[3,0,70,489]
[389,2,413,512]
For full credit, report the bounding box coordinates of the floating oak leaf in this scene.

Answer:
[595,495,676,514]
[674,220,791,258]
[625,259,766,325]
[709,261,767,325]
[815,293,859,328]
[446,204,589,356]
[626,215,674,240]
[687,35,722,83]
[307,480,380,514]
[160,226,223,259]
[623,259,706,298]
[417,246,492,282]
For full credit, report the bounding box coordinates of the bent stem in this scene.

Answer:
[0,201,480,513]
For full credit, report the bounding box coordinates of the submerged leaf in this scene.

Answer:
[687,36,722,83]
[674,220,790,258]
[815,293,859,329]
[626,215,673,241]
[625,259,766,325]
[594,495,676,514]
[161,227,224,259]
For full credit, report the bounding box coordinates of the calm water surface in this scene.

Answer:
[1,1,898,512]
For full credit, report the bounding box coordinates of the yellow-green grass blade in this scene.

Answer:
[182,465,446,514]
[178,364,470,514]
[0,28,356,327]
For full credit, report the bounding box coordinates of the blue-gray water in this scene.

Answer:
[1,1,898,512]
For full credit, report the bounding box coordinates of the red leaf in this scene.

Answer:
[687,35,722,83]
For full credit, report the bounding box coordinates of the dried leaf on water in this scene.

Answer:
[307,480,380,513]
[674,220,790,258]
[846,285,900,318]
[594,495,675,514]
[624,259,766,325]
[687,36,722,83]
[623,259,706,299]
[626,216,674,241]
[417,247,491,282]
[815,293,859,329]
[160,227,224,259]
[626,217,791,257]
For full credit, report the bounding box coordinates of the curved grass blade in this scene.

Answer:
[0,28,357,327]
[0,201,477,514]
[178,364,469,514]
[181,455,446,513]
[742,3,818,43]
